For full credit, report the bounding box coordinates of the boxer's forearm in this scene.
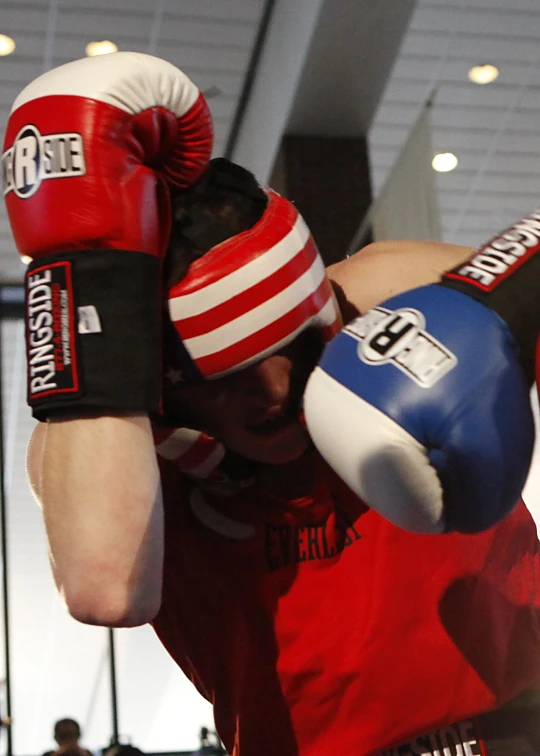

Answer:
[30,415,163,627]
[328,240,474,316]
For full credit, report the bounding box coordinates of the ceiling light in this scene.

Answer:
[0,35,16,56]
[85,40,118,57]
[468,64,499,85]
[432,153,458,173]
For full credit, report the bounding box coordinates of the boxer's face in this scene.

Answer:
[168,330,322,465]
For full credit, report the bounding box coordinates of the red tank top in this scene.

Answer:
[153,454,540,756]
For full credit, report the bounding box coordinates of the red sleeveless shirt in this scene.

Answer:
[153,454,540,756]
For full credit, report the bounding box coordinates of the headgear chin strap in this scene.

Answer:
[165,190,341,383]
[156,190,342,479]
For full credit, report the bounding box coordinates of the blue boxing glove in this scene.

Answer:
[304,211,540,534]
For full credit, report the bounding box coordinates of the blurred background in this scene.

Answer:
[0,0,538,753]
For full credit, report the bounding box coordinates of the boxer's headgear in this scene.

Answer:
[157,160,342,480]
[164,177,341,385]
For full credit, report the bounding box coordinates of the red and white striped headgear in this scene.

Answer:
[156,189,342,479]
[165,190,341,382]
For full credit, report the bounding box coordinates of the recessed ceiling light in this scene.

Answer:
[432,153,458,173]
[85,40,118,57]
[468,64,499,85]
[0,35,16,56]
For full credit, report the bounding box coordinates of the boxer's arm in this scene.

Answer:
[328,240,474,315]
[27,415,163,627]
[8,54,214,628]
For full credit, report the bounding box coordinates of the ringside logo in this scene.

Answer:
[345,306,458,388]
[3,124,86,198]
[377,719,483,756]
[446,209,540,291]
[26,261,79,401]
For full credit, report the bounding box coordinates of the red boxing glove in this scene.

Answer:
[3,51,213,419]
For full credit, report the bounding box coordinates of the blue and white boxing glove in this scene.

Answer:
[304,211,540,534]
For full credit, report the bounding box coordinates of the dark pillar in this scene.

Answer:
[270,135,372,266]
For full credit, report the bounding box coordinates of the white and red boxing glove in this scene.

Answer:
[2,51,213,419]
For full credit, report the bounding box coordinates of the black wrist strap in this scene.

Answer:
[26,249,162,421]
[440,209,540,384]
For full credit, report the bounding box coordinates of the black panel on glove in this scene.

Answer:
[26,249,162,420]
[440,209,540,384]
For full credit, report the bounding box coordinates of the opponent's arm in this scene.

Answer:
[28,416,162,627]
[5,52,213,626]
[328,240,474,316]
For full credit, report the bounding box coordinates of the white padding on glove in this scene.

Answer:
[11,51,200,117]
[304,366,446,534]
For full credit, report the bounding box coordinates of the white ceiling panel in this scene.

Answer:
[402,31,539,65]
[369,0,540,249]
[394,58,533,87]
[426,0,540,9]
[434,172,540,196]
[437,191,536,212]
[430,107,539,133]
[13,0,265,21]
[372,146,540,177]
[384,82,540,110]
[373,125,540,154]
[411,6,540,37]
